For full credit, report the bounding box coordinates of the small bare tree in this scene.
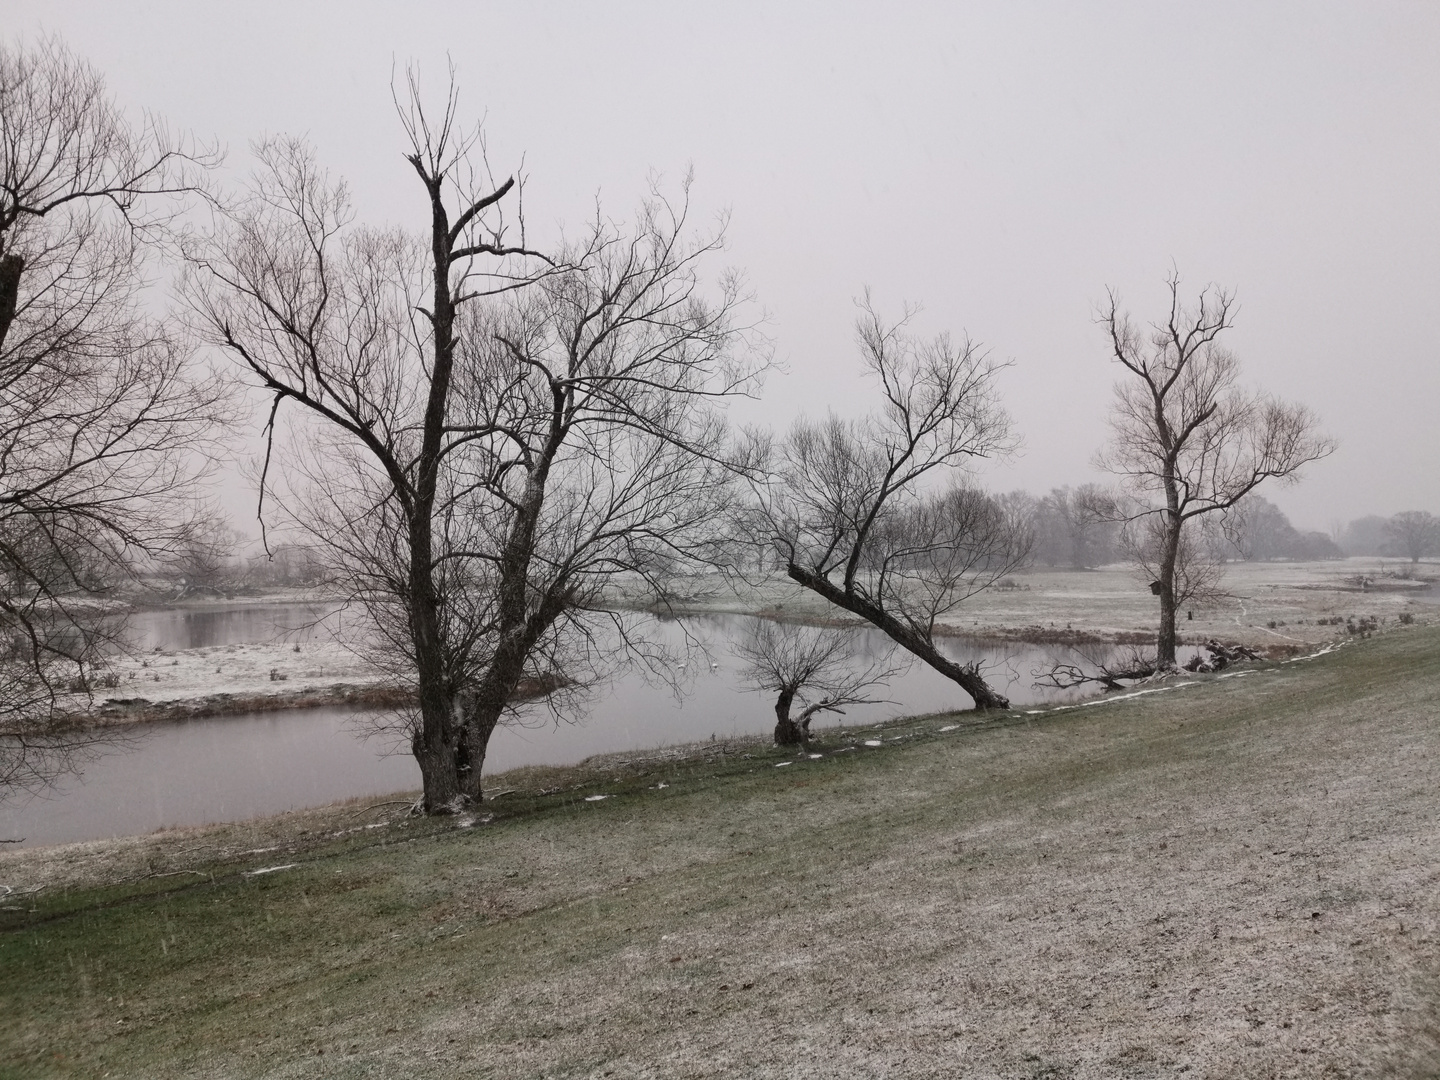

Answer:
[1383,511,1439,564]
[734,620,907,745]
[186,75,764,811]
[1097,271,1335,668]
[754,299,1029,709]
[0,38,223,797]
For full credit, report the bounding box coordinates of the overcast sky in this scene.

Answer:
[12,1,1439,531]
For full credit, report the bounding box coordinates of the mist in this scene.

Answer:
[11,1,1438,531]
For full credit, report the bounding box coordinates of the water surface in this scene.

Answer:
[1,607,1133,847]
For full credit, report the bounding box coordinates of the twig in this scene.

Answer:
[347,800,414,817]
[143,869,212,880]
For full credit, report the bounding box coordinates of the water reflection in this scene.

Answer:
[125,603,344,651]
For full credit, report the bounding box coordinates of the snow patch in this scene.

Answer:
[1283,641,1345,664]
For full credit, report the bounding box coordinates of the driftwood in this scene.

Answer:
[1035,639,1262,692]
[1183,640,1262,673]
[1034,653,1158,692]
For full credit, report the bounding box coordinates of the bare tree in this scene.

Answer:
[1383,511,1439,564]
[1035,484,1119,569]
[733,619,907,745]
[186,78,763,811]
[0,39,224,797]
[755,299,1029,709]
[1339,515,1389,558]
[159,517,248,599]
[1096,271,1335,668]
[1118,512,1226,616]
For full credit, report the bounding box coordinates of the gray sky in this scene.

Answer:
[13,1,1439,531]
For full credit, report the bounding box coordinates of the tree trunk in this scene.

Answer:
[455,643,530,804]
[0,253,23,352]
[773,686,803,746]
[408,561,467,812]
[408,165,468,811]
[411,724,464,812]
[1155,512,1181,668]
[786,563,1010,709]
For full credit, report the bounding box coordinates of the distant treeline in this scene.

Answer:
[144,497,1438,596]
[1005,488,1436,568]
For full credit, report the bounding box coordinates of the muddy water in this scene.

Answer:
[1,607,1135,848]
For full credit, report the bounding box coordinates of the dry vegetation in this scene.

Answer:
[1,622,1437,1077]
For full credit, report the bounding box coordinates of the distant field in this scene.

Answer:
[2,623,1437,1077]
[642,558,1437,649]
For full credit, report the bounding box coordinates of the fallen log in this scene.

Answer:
[1035,639,1263,692]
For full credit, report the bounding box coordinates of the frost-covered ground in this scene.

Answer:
[4,624,1437,1077]
[622,557,1436,648]
[87,639,382,707]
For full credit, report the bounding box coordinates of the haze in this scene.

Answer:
[13,0,1438,529]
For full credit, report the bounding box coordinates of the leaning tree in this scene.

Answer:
[753,298,1030,710]
[0,38,223,797]
[1097,272,1334,668]
[186,76,763,811]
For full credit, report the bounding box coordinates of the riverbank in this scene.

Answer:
[64,558,1431,726]
[63,637,563,726]
[2,625,1436,1077]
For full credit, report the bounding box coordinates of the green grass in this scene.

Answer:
[2,628,1439,1078]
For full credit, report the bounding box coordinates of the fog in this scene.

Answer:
[13,1,1438,528]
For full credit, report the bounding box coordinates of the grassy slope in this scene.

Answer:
[2,628,1438,1079]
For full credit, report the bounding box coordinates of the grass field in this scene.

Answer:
[2,625,1438,1078]
[647,559,1437,650]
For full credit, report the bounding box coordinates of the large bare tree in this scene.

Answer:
[755,300,1029,710]
[186,80,762,811]
[1097,272,1334,667]
[0,38,224,796]
[1383,511,1439,565]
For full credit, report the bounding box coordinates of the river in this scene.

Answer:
[0,604,1133,848]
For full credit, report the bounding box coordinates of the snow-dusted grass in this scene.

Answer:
[3,625,1437,1077]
